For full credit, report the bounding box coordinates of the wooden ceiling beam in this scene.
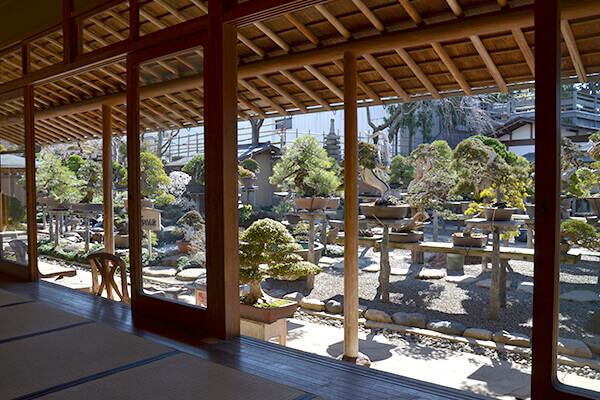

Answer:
[497,0,508,7]
[431,42,473,96]
[280,70,331,110]
[350,0,384,32]
[284,13,319,46]
[304,65,344,101]
[42,119,93,140]
[254,21,291,53]
[397,0,422,25]
[395,48,440,99]
[445,0,463,17]
[511,28,534,77]
[142,99,186,128]
[331,59,381,104]
[257,74,307,113]
[149,97,196,126]
[469,35,508,92]
[237,34,266,59]
[315,4,351,39]
[164,93,202,120]
[363,54,409,102]
[238,95,268,119]
[239,79,287,115]
[561,20,587,83]
[139,8,168,30]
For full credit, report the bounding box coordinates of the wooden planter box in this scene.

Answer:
[240,301,298,323]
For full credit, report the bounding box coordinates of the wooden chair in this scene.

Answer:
[9,239,77,279]
[87,251,130,304]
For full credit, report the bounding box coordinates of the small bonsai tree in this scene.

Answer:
[358,141,393,202]
[389,155,415,187]
[561,137,587,198]
[270,136,340,197]
[76,158,103,203]
[240,158,260,174]
[238,166,255,179]
[177,210,205,243]
[35,152,82,203]
[65,154,85,174]
[239,218,321,305]
[561,219,600,251]
[182,154,205,184]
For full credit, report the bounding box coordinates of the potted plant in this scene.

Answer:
[239,219,321,322]
[176,210,205,254]
[560,137,588,218]
[584,132,600,217]
[291,221,324,263]
[238,165,256,188]
[390,212,428,243]
[451,136,528,221]
[270,136,340,211]
[358,142,410,219]
[182,154,205,194]
[114,216,129,249]
[240,158,260,188]
[560,219,600,254]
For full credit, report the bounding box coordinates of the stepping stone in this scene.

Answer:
[162,254,185,267]
[392,312,408,326]
[586,311,600,334]
[445,275,477,285]
[517,281,534,294]
[325,299,343,314]
[362,264,380,272]
[464,328,493,341]
[364,309,393,324]
[390,268,410,276]
[415,269,445,280]
[406,313,429,329]
[558,337,593,359]
[476,279,511,290]
[332,262,345,270]
[142,266,177,278]
[583,337,600,355]
[319,257,337,265]
[427,320,466,336]
[300,298,325,311]
[492,331,530,348]
[283,292,305,302]
[175,268,205,281]
[560,290,600,303]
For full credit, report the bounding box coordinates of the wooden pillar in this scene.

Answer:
[532,0,561,396]
[490,230,500,320]
[102,104,115,254]
[0,171,3,232]
[343,50,359,362]
[24,85,38,281]
[380,226,390,303]
[205,1,240,339]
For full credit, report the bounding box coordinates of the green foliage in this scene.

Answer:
[238,218,320,289]
[293,221,309,241]
[182,154,205,183]
[37,239,103,265]
[176,256,204,273]
[65,155,84,174]
[240,158,260,173]
[154,194,175,208]
[177,210,205,229]
[561,138,587,198]
[358,142,379,170]
[561,219,600,251]
[238,204,253,225]
[35,152,82,203]
[113,161,127,182]
[272,198,294,219]
[270,136,340,197]
[121,152,171,200]
[2,194,26,228]
[238,166,255,179]
[76,158,102,203]
[323,244,344,258]
[470,135,518,166]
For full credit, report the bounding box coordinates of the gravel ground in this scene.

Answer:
[266,226,600,342]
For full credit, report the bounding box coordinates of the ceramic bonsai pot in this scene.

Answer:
[326,197,341,210]
[240,301,298,323]
[390,231,423,243]
[177,240,194,254]
[241,177,257,188]
[452,233,487,247]
[483,207,517,221]
[294,242,324,264]
[525,203,535,219]
[114,234,129,249]
[293,197,329,211]
[329,220,344,231]
[361,203,409,219]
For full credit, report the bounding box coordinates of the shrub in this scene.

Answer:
[239,204,253,226]
[65,155,85,174]
[241,158,260,173]
[238,166,255,179]
[389,155,415,187]
[182,154,205,183]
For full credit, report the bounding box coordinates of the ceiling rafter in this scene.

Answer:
[362,54,409,102]
[256,74,307,113]
[350,0,384,32]
[397,0,422,25]
[561,20,587,83]
[431,42,473,96]
[331,59,382,105]
[511,28,535,77]
[254,21,291,53]
[395,48,440,99]
[445,0,463,17]
[469,35,508,92]
[239,79,287,115]
[280,70,331,110]
[304,65,344,101]
[315,4,351,39]
[284,13,319,46]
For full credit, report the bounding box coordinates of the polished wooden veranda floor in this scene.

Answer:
[0,274,487,400]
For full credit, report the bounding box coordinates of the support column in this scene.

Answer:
[343,51,359,363]
[102,104,115,254]
[205,2,240,339]
[24,85,38,281]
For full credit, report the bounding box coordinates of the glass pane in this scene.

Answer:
[139,46,206,308]
[0,96,28,266]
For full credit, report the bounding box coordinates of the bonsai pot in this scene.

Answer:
[177,240,194,254]
[329,220,344,231]
[361,203,409,219]
[525,203,535,219]
[240,301,298,323]
[294,242,324,264]
[326,197,341,210]
[294,197,328,211]
[452,233,487,248]
[587,197,600,217]
[71,203,103,213]
[114,234,129,249]
[241,177,257,188]
[390,231,423,243]
[483,207,517,221]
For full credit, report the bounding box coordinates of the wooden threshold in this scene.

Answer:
[0,274,489,400]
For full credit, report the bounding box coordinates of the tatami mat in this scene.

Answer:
[0,302,89,341]
[0,288,30,306]
[38,353,310,400]
[0,323,171,399]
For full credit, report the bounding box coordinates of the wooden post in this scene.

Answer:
[205,3,240,339]
[24,85,38,281]
[380,226,390,303]
[532,0,561,396]
[0,172,3,232]
[343,50,359,362]
[490,230,500,320]
[102,104,115,254]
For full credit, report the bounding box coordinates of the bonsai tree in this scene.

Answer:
[358,141,392,202]
[238,166,256,180]
[561,219,600,251]
[177,210,205,243]
[122,152,173,206]
[182,154,205,184]
[35,152,82,203]
[76,158,102,203]
[240,158,260,174]
[65,154,85,174]
[389,155,415,187]
[239,218,321,305]
[451,137,528,212]
[561,137,587,198]
[407,140,457,241]
[270,136,340,198]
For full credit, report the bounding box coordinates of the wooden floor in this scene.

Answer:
[0,274,488,400]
